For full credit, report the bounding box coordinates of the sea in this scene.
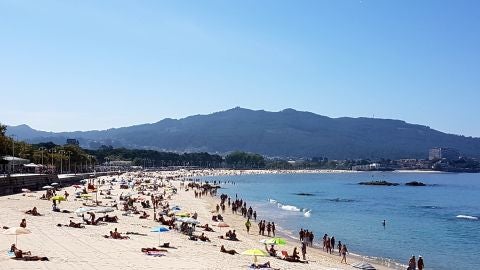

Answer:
[202,172,480,270]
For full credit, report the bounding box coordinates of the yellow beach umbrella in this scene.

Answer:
[175,212,190,217]
[241,248,268,263]
[80,194,92,200]
[51,195,66,202]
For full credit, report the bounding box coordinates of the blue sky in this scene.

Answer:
[1,0,479,136]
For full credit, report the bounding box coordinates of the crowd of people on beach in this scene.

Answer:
[3,171,427,270]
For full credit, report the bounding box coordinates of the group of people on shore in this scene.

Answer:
[408,255,425,270]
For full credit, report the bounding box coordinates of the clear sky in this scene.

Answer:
[1,0,479,136]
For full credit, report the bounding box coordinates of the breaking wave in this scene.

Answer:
[456,215,478,220]
[268,198,311,217]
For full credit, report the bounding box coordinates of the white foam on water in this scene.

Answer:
[268,198,277,204]
[456,214,478,220]
[279,204,301,212]
[304,210,312,217]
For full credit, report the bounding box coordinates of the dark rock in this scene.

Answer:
[294,193,315,196]
[358,180,399,186]
[405,181,427,186]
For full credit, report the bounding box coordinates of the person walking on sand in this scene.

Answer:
[301,242,307,260]
[337,241,342,256]
[266,222,272,237]
[245,218,251,234]
[272,222,276,237]
[330,236,335,254]
[341,244,348,263]
[417,255,424,270]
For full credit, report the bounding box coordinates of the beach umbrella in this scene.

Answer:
[42,185,54,189]
[265,237,287,246]
[75,207,94,217]
[177,217,200,225]
[94,207,114,214]
[80,194,92,199]
[51,183,59,186]
[21,188,31,193]
[175,212,190,217]
[151,226,170,246]
[241,248,268,264]
[3,227,31,246]
[51,195,66,202]
[215,222,229,232]
[216,222,229,228]
[352,262,377,270]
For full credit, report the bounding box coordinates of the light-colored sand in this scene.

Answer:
[0,170,397,270]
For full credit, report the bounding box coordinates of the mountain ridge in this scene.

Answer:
[5,107,480,159]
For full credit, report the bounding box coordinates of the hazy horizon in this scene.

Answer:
[1,1,479,136]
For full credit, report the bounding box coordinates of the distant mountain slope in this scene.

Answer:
[6,107,480,159]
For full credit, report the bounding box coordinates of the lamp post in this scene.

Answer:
[59,150,65,174]
[39,147,46,167]
[11,134,16,174]
[67,151,72,173]
[49,149,56,174]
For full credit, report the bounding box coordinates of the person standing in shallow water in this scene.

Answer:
[408,255,416,270]
[417,256,424,270]
[271,222,275,237]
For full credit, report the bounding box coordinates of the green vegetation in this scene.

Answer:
[1,122,95,173]
[225,151,266,168]
[87,145,223,168]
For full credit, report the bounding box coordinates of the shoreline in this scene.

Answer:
[199,181,404,270]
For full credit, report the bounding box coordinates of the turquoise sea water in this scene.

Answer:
[204,172,480,270]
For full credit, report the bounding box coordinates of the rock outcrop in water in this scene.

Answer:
[358,180,399,186]
[405,181,427,186]
[294,193,315,196]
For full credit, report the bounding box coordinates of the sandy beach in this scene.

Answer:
[0,170,397,270]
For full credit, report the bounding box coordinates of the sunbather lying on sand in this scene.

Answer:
[250,261,280,269]
[25,207,41,216]
[141,247,168,252]
[10,245,48,261]
[199,223,215,232]
[126,232,147,236]
[12,250,49,261]
[139,211,150,219]
[220,245,238,255]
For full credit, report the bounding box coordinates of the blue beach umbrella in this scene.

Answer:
[151,226,170,246]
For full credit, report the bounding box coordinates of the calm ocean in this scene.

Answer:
[203,172,480,270]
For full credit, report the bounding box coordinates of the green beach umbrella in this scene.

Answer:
[266,237,287,246]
